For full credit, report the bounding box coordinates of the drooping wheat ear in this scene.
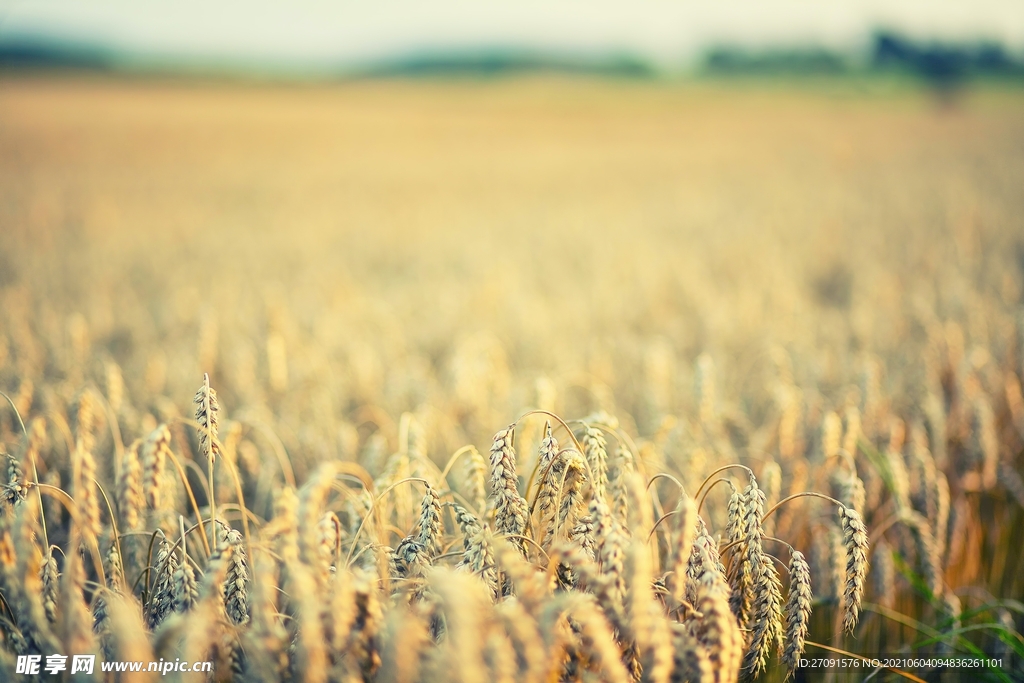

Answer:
[40,546,59,624]
[761,460,782,537]
[872,539,896,609]
[581,424,609,502]
[837,505,869,633]
[116,438,144,532]
[72,436,102,541]
[489,424,528,553]
[668,493,697,605]
[744,550,783,677]
[218,522,249,625]
[148,531,178,629]
[694,572,742,683]
[462,445,488,514]
[782,550,812,677]
[901,510,941,597]
[142,424,171,511]
[670,622,712,683]
[194,372,221,464]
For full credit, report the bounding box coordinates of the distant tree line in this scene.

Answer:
[702,30,1023,87]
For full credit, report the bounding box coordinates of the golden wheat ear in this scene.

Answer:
[837,505,869,634]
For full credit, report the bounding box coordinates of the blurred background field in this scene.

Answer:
[3,75,1024,445]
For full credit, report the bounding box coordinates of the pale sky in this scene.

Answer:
[1,1,1022,70]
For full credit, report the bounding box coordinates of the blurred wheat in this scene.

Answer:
[0,76,1023,682]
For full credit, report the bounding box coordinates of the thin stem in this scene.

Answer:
[692,464,754,506]
[648,509,678,542]
[762,492,844,523]
[0,391,27,437]
[92,477,124,588]
[696,478,735,515]
[438,445,477,486]
[344,477,430,566]
[514,410,585,453]
[646,472,684,494]
[164,450,211,557]
[504,533,550,563]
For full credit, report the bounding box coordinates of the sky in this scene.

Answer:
[1,1,1022,71]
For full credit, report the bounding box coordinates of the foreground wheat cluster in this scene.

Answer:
[1,337,1023,682]
[2,80,1024,682]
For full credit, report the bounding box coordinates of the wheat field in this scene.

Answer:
[1,75,1023,682]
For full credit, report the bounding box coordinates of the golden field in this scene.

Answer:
[0,75,1023,682]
